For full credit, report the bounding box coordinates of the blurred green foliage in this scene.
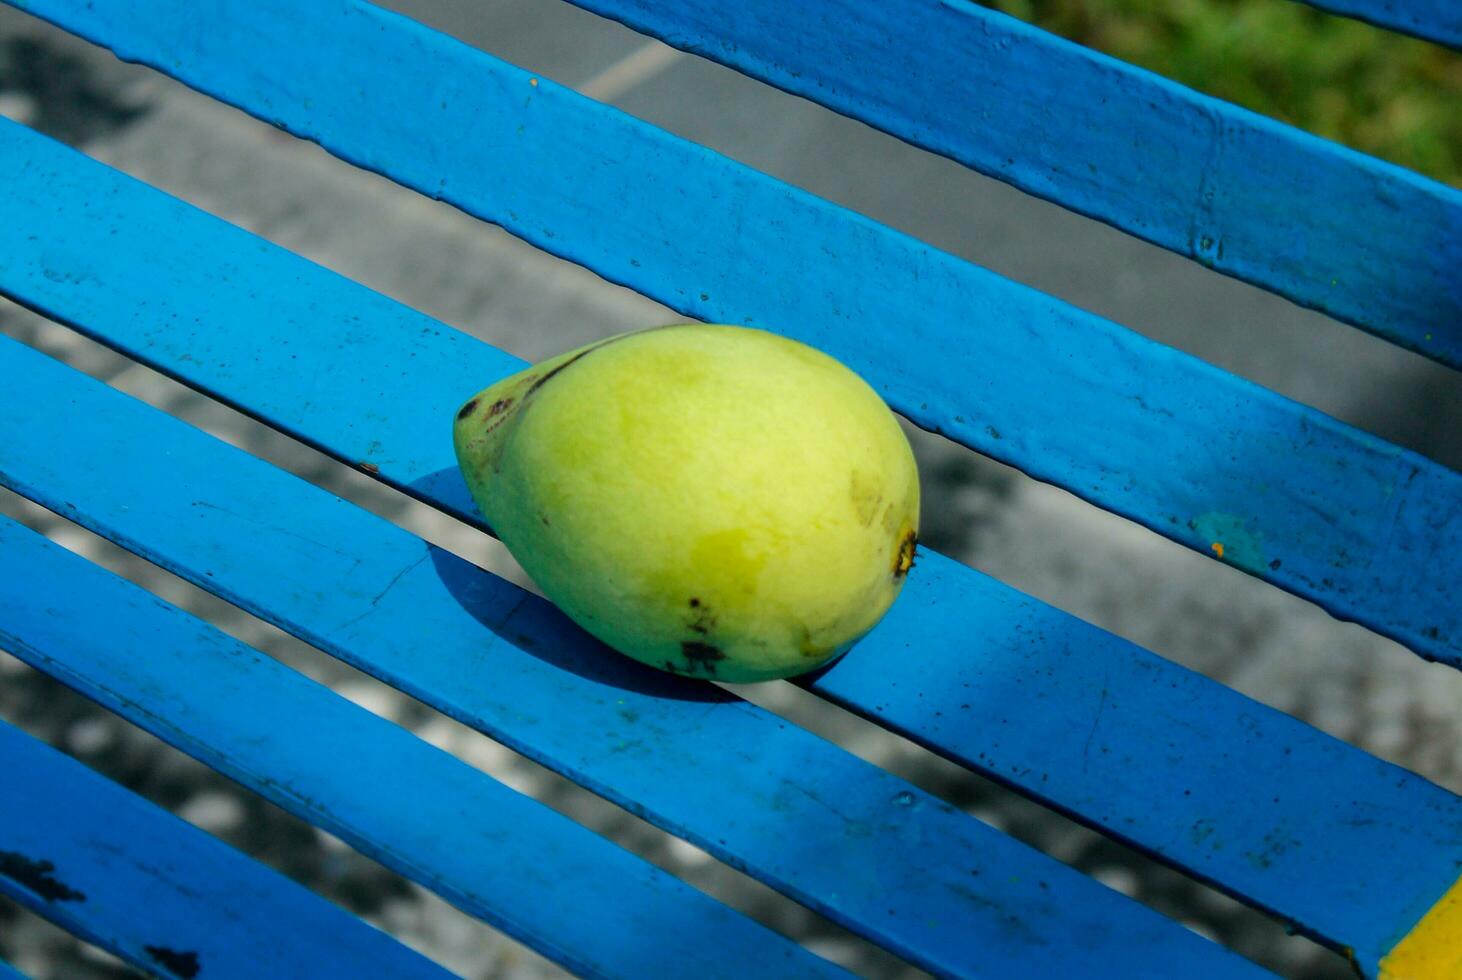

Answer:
[979,0,1460,186]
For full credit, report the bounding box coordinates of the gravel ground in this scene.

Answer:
[1,3,1458,978]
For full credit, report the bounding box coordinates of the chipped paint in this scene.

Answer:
[1192,513,1265,572]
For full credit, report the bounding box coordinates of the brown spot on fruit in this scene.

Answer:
[687,599,716,635]
[893,529,918,579]
[456,398,479,421]
[680,640,726,675]
[488,397,513,416]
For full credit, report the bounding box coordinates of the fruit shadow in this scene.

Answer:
[413,467,734,704]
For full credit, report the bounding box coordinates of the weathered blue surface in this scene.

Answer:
[0,719,451,980]
[0,339,1268,979]
[812,549,1462,975]
[0,4,1456,972]
[568,0,1461,361]
[0,516,849,980]
[0,109,1455,966]
[0,310,1447,980]
[1,6,1457,665]
[1294,0,1461,47]
[0,958,24,980]
[17,0,1461,373]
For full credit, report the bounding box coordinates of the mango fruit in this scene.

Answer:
[452,324,919,682]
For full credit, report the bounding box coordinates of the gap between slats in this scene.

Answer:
[0,901,122,980]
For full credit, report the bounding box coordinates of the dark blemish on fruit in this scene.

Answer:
[0,851,85,903]
[662,659,684,674]
[688,600,716,635]
[144,946,201,979]
[539,513,551,526]
[680,640,726,675]
[358,462,380,475]
[488,397,513,416]
[893,529,918,580]
[456,398,479,421]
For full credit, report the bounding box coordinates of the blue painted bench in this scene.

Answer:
[1,1,1458,976]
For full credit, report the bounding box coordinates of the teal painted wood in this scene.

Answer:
[1291,0,1461,47]
[2,9,1457,666]
[0,720,452,980]
[0,345,1268,980]
[0,517,849,980]
[566,0,1461,361]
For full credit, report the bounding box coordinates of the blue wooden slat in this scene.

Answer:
[0,957,26,980]
[0,517,848,980]
[1290,0,1461,47]
[815,549,1462,976]
[0,336,1450,977]
[0,720,453,980]
[0,14,1456,667]
[23,0,1462,366]
[0,343,1265,980]
[568,0,1462,357]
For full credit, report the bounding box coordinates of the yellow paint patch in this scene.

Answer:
[1211,542,1225,559]
[1381,874,1462,979]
